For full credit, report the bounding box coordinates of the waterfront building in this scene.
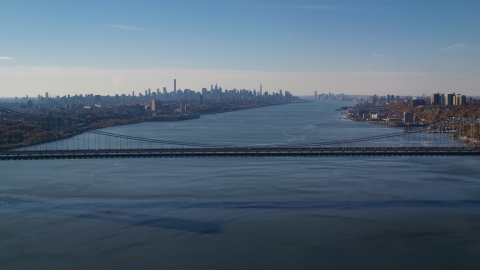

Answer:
[404,112,414,124]
[358,109,369,118]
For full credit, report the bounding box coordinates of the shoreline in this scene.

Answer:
[4,101,298,151]
[341,102,476,146]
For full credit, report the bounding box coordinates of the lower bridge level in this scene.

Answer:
[1,147,479,160]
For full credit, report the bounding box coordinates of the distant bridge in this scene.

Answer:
[1,106,477,160]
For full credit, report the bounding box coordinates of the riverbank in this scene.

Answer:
[1,101,297,150]
[342,102,479,146]
[87,101,295,129]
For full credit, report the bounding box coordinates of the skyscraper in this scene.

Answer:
[45,92,49,99]
[174,79,177,93]
[260,84,263,96]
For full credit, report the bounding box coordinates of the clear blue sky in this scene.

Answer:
[1,0,479,97]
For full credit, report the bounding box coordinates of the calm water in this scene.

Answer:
[1,101,480,269]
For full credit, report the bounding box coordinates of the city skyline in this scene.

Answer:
[1,0,479,96]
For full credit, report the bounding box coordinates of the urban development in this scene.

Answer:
[1,79,479,150]
[0,80,298,149]
[338,92,480,146]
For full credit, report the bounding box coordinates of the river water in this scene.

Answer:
[1,101,480,269]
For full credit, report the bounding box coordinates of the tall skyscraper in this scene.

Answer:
[259,84,263,96]
[174,79,177,93]
[45,92,49,99]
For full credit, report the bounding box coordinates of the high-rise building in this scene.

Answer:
[259,84,263,96]
[404,112,414,124]
[368,95,378,104]
[151,98,157,111]
[174,79,177,93]
[454,94,466,105]
[430,92,441,105]
[315,91,317,99]
[163,87,167,95]
[45,92,49,99]
[446,93,454,105]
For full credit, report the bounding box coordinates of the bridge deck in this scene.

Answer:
[1,147,479,160]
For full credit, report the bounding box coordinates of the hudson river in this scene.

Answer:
[1,101,480,269]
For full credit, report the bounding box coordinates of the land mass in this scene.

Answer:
[344,99,480,146]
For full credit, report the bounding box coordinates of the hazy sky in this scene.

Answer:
[1,0,479,97]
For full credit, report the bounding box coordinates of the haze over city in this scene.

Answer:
[1,0,479,97]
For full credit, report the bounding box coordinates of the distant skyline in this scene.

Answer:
[1,0,479,97]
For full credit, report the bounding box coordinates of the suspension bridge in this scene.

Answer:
[0,106,478,160]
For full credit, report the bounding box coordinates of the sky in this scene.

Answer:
[1,0,479,97]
